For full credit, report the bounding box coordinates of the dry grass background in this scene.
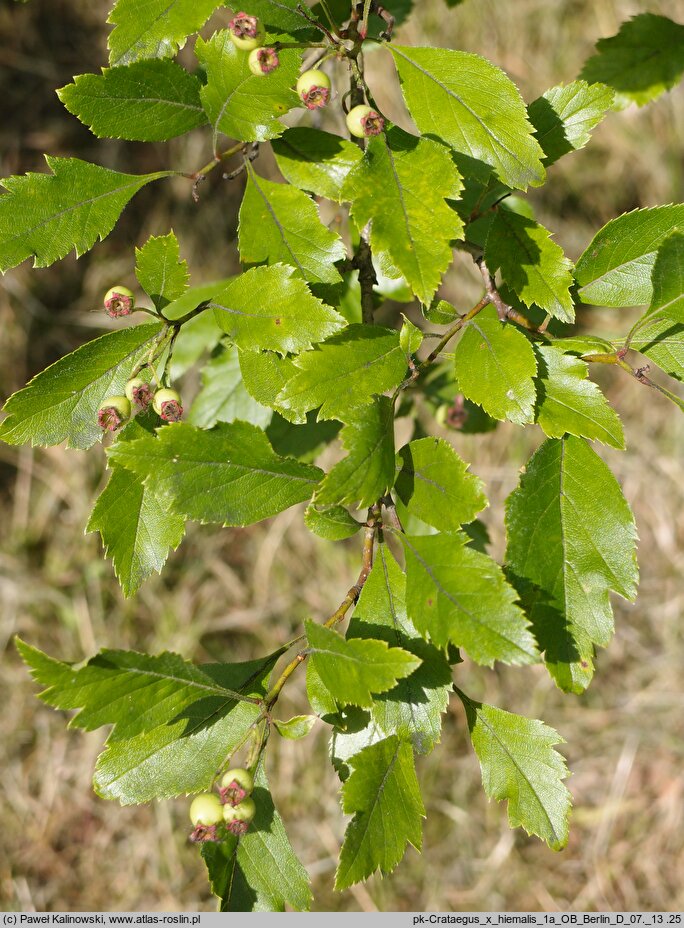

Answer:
[1,0,683,912]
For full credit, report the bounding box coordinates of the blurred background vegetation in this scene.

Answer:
[1,0,683,912]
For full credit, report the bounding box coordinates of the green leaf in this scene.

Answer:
[402,532,539,665]
[236,0,313,34]
[394,437,487,532]
[400,315,424,356]
[210,265,345,356]
[272,128,363,203]
[630,318,684,382]
[135,231,189,312]
[274,715,317,739]
[639,231,684,327]
[315,397,395,509]
[196,32,300,144]
[574,205,684,307]
[188,344,272,429]
[0,157,170,273]
[305,620,420,709]
[528,80,615,167]
[505,436,638,693]
[349,545,452,754]
[108,421,322,527]
[0,323,163,449]
[239,167,346,285]
[58,60,207,141]
[238,349,304,424]
[580,13,684,108]
[534,345,625,448]
[389,45,545,190]
[266,413,340,463]
[484,210,575,322]
[107,0,223,66]
[304,503,361,540]
[17,638,277,804]
[203,760,312,912]
[87,418,185,597]
[277,324,409,422]
[335,736,424,890]
[342,127,463,305]
[170,303,225,378]
[454,305,538,425]
[457,691,571,850]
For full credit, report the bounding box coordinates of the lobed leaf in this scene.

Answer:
[528,80,615,167]
[239,167,346,284]
[389,45,545,190]
[108,420,322,527]
[0,157,170,273]
[505,435,638,692]
[272,128,363,203]
[458,690,571,850]
[107,0,223,66]
[0,323,163,450]
[58,60,207,141]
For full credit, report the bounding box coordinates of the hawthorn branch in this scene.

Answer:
[353,234,378,324]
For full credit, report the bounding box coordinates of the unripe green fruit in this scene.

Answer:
[227,12,263,50]
[189,793,223,826]
[125,377,152,410]
[153,388,183,422]
[220,767,254,806]
[104,285,135,318]
[97,395,131,431]
[248,47,279,76]
[296,69,331,109]
[346,104,385,139]
[223,797,256,835]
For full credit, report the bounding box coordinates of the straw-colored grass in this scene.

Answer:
[1,0,683,912]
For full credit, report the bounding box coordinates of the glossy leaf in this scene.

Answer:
[0,157,170,273]
[336,736,424,889]
[88,418,185,597]
[342,127,463,305]
[580,13,684,108]
[210,265,345,355]
[528,80,615,166]
[107,0,223,65]
[574,205,684,307]
[349,545,452,755]
[0,323,163,449]
[305,620,420,708]
[239,349,304,424]
[304,504,361,541]
[390,45,546,190]
[239,167,346,284]
[485,210,575,322]
[402,531,539,665]
[534,345,625,448]
[135,231,189,312]
[505,436,638,692]
[315,397,395,508]
[196,32,300,144]
[58,60,207,141]
[458,691,571,850]
[188,344,272,429]
[277,325,409,422]
[272,128,363,203]
[454,305,538,425]
[394,437,487,532]
[108,421,322,527]
[17,638,278,803]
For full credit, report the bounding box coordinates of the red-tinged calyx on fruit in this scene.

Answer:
[188,793,223,842]
[346,104,385,139]
[223,797,256,836]
[153,388,183,422]
[227,12,263,49]
[248,47,279,76]
[296,70,331,109]
[219,767,254,806]
[97,395,131,432]
[124,377,152,411]
[104,286,135,318]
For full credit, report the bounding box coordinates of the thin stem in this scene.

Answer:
[295,3,339,44]
[418,296,490,370]
[354,233,377,324]
[477,256,509,321]
[318,0,338,32]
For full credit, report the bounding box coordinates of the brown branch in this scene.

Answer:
[353,234,377,324]
[477,256,510,321]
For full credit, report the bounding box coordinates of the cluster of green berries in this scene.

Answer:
[98,285,183,432]
[226,11,385,134]
[189,768,256,843]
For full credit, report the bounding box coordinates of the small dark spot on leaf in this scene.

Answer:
[427,598,433,607]
[275,318,281,325]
